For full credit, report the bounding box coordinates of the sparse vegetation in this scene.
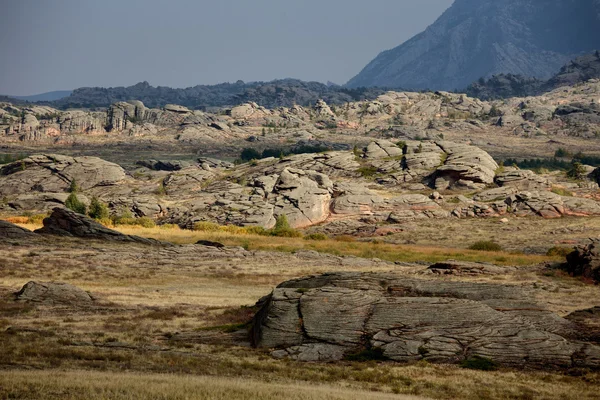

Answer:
[460,355,498,371]
[65,193,86,214]
[88,197,109,220]
[304,233,328,241]
[469,241,503,252]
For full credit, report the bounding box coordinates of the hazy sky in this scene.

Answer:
[0,0,453,95]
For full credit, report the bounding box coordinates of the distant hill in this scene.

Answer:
[466,51,600,100]
[9,90,72,102]
[45,80,388,110]
[347,0,600,91]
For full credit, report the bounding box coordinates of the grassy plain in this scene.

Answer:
[1,221,599,399]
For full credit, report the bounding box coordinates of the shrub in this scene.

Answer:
[244,226,268,236]
[460,355,498,371]
[193,221,221,232]
[469,241,502,252]
[546,246,573,257]
[68,178,79,193]
[136,217,156,228]
[555,148,571,158]
[65,193,86,214]
[240,148,261,162]
[88,197,109,220]
[111,209,134,225]
[567,161,587,180]
[357,166,378,178]
[304,233,328,241]
[270,214,302,238]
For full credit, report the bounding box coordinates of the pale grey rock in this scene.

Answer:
[0,154,126,196]
[15,281,94,306]
[253,272,600,369]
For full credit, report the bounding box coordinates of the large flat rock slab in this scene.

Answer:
[252,272,600,369]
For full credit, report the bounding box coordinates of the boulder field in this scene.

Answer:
[1,139,600,230]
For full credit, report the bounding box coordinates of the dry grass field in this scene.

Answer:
[1,220,599,399]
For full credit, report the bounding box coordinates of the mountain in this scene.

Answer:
[9,90,72,102]
[46,80,386,110]
[347,0,600,91]
[467,51,600,100]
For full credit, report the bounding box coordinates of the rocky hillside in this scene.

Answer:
[2,79,600,162]
[2,136,600,236]
[347,0,600,91]
[42,80,385,110]
[467,51,600,100]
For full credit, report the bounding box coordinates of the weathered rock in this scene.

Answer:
[0,154,126,196]
[196,240,225,248]
[564,240,600,283]
[35,207,167,245]
[507,191,600,218]
[0,220,36,239]
[496,170,551,190]
[252,272,600,368]
[270,168,333,228]
[434,141,498,189]
[426,261,516,276]
[15,281,94,305]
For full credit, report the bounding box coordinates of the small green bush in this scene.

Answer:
[270,214,302,238]
[136,217,156,228]
[357,166,378,178]
[546,246,573,257]
[244,226,268,236]
[88,197,109,220]
[68,178,79,193]
[460,355,498,371]
[65,193,86,214]
[469,241,503,252]
[304,233,328,241]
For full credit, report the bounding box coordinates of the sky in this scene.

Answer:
[0,0,453,95]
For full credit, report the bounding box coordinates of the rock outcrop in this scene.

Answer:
[252,272,600,368]
[15,281,94,306]
[0,154,126,196]
[565,240,600,283]
[0,220,36,239]
[35,207,167,245]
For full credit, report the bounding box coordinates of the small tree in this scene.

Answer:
[567,161,586,180]
[270,214,302,238]
[68,178,79,193]
[240,148,261,162]
[88,197,109,220]
[65,193,86,214]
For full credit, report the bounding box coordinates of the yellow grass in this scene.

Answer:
[0,370,425,400]
[112,224,557,266]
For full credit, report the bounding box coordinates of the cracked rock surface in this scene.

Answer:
[252,272,600,368]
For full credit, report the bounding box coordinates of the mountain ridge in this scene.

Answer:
[347,0,600,91]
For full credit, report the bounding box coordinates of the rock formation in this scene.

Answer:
[0,154,126,196]
[15,281,94,306]
[35,207,167,245]
[565,240,600,283]
[0,220,36,239]
[252,272,600,368]
[347,0,600,90]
